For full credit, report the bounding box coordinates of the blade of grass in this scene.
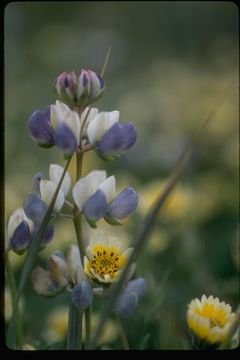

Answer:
[90,80,234,349]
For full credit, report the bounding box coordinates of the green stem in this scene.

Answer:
[85,306,91,349]
[5,252,23,349]
[116,317,130,350]
[73,151,84,264]
[67,299,82,350]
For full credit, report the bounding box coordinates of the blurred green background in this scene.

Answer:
[5,1,239,349]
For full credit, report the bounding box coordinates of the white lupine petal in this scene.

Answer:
[51,101,70,128]
[40,180,65,212]
[51,101,81,143]
[7,208,32,240]
[49,164,71,196]
[98,176,116,203]
[72,170,106,210]
[87,111,119,144]
[80,107,99,131]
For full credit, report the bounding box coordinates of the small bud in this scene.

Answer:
[71,280,93,310]
[28,107,55,148]
[54,71,78,107]
[77,69,105,106]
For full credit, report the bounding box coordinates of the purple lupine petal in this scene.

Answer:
[96,122,137,157]
[28,108,55,148]
[54,122,78,156]
[71,280,93,310]
[10,220,30,255]
[125,278,147,301]
[23,192,48,223]
[112,291,138,318]
[32,172,46,194]
[96,73,105,89]
[83,189,108,221]
[107,187,138,219]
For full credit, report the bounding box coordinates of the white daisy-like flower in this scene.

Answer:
[187,295,236,346]
[84,234,134,285]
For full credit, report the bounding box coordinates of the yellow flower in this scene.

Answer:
[187,295,236,346]
[84,234,134,285]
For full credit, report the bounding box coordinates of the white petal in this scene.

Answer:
[49,164,71,196]
[51,101,80,143]
[63,110,81,144]
[50,101,70,128]
[81,107,99,125]
[87,111,120,144]
[72,170,106,211]
[40,180,65,212]
[98,176,116,203]
[7,207,33,240]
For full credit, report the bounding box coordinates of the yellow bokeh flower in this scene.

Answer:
[187,295,236,347]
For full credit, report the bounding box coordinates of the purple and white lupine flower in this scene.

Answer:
[54,69,104,108]
[24,164,71,223]
[50,101,99,156]
[87,111,137,160]
[72,170,138,227]
[112,277,147,318]
[31,245,89,299]
[28,107,55,148]
[7,208,33,255]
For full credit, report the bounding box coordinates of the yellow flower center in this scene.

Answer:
[195,303,228,328]
[90,246,121,279]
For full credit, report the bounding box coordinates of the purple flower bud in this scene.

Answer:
[32,172,46,194]
[71,280,93,310]
[113,291,138,318]
[83,189,108,222]
[23,192,48,223]
[28,107,55,148]
[9,221,31,255]
[125,278,147,301]
[87,70,105,100]
[54,122,78,157]
[77,69,105,106]
[77,69,91,100]
[95,122,137,160]
[54,71,78,107]
[107,187,138,219]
